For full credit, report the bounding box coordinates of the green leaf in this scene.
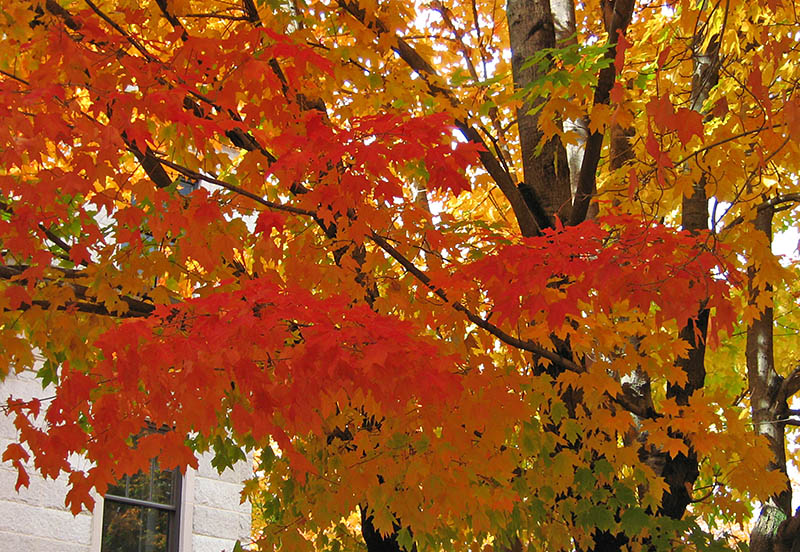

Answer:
[574,467,595,493]
[259,446,277,472]
[620,507,651,535]
[594,458,614,480]
[635,65,656,89]
[450,68,470,87]
[563,418,582,443]
[37,359,58,388]
[479,99,496,117]
[387,432,410,449]
[611,481,637,507]
[579,505,615,532]
[396,527,414,551]
[474,72,507,88]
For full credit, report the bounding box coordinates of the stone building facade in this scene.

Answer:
[0,368,251,552]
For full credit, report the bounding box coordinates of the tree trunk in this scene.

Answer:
[567,0,634,226]
[648,16,720,524]
[753,504,789,552]
[506,0,572,222]
[776,511,800,552]
[549,0,575,44]
[747,205,793,552]
[549,0,590,211]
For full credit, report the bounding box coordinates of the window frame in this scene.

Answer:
[99,459,183,552]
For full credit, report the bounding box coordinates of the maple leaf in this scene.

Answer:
[674,108,704,145]
[614,29,633,72]
[255,211,285,235]
[2,443,30,491]
[65,472,95,515]
[3,286,31,309]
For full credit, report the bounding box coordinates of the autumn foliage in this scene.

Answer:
[1,0,800,551]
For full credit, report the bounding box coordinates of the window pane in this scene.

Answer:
[106,476,127,499]
[106,459,176,505]
[150,461,177,505]
[101,501,171,552]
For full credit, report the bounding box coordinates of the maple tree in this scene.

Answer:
[1,0,800,550]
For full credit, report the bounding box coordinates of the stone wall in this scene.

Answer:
[189,455,253,552]
[0,369,252,552]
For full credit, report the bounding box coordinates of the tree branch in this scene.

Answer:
[83,0,156,61]
[148,152,580,374]
[42,0,82,31]
[568,0,635,226]
[122,134,174,189]
[368,232,582,373]
[47,0,276,168]
[0,265,155,318]
[154,0,188,40]
[21,2,574,374]
[781,366,800,400]
[723,193,800,232]
[336,0,547,236]
[7,298,149,318]
[0,198,80,263]
[151,157,316,218]
[241,0,261,24]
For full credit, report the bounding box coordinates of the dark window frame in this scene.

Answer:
[101,453,183,552]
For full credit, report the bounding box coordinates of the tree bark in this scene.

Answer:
[747,205,793,552]
[753,504,789,552]
[776,511,800,552]
[507,0,572,222]
[650,15,720,524]
[549,0,591,211]
[549,0,575,44]
[567,0,634,226]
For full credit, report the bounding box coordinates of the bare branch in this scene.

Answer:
[781,366,800,399]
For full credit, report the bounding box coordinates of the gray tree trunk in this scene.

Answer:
[549,0,589,207]
[747,205,793,552]
[549,0,575,44]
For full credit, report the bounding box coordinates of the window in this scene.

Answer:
[101,458,181,552]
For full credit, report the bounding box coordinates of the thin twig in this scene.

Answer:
[83,0,156,62]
